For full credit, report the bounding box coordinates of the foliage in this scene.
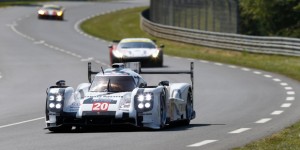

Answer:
[239,0,300,38]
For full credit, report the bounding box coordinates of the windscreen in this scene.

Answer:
[118,42,156,49]
[44,6,61,10]
[90,76,136,92]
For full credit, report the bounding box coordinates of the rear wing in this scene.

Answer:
[88,62,194,90]
[125,62,194,91]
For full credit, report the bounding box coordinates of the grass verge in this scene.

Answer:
[82,6,300,149]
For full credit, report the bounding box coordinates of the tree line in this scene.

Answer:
[239,0,300,38]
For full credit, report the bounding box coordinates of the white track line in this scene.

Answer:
[229,128,251,134]
[281,103,292,108]
[255,118,272,124]
[0,117,44,129]
[187,140,218,147]
[271,110,284,115]
[286,97,295,101]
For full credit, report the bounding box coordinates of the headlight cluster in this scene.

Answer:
[119,93,131,110]
[135,93,153,111]
[112,50,123,58]
[48,94,63,110]
[56,11,63,16]
[38,10,45,15]
[152,50,160,58]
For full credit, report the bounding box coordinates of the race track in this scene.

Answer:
[0,1,300,149]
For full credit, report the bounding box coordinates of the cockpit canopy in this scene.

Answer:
[90,76,137,92]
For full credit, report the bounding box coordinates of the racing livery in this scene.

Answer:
[38,4,65,20]
[109,38,164,67]
[45,62,195,132]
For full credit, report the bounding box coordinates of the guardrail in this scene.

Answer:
[141,10,300,57]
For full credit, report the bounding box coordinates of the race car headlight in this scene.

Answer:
[49,95,55,101]
[137,94,144,102]
[145,102,151,108]
[135,92,154,112]
[56,103,62,109]
[38,10,45,15]
[152,50,160,58]
[57,11,63,16]
[112,50,123,58]
[56,95,63,101]
[119,93,131,110]
[49,103,55,108]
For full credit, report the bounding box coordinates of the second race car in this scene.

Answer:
[45,62,195,132]
[109,38,164,67]
[38,4,65,20]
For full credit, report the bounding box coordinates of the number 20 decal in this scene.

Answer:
[92,102,109,111]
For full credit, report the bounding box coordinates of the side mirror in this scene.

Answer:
[158,81,169,86]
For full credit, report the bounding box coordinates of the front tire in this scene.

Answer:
[159,90,167,129]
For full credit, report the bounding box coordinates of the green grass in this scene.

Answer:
[80,6,300,149]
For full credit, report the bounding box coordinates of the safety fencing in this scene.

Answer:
[141,10,300,57]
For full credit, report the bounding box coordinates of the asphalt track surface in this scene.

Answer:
[0,1,300,150]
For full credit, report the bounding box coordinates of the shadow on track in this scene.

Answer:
[45,123,226,134]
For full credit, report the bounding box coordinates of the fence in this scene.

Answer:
[149,0,238,33]
[141,9,300,57]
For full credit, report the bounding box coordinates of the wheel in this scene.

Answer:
[159,90,167,129]
[183,89,193,125]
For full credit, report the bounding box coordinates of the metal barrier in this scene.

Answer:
[141,10,300,57]
[149,0,238,33]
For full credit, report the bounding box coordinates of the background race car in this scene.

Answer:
[45,62,195,132]
[38,4,65,20]
[109,38,164,67]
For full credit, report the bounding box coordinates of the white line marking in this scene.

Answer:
[0,117,44,129]
[255,118,272,124]
[286,97,295,101]
[254,71,262,74]
[81,57,94,61]
[215,63,223,66]
[241,68,250,71]
[187,140,218,147]
[287,91,295,95]
[229,128,251,134]
[228,65,237,69]
[271,110,284,115]
[281,103,292,108]
[264,75,272,78]
[280,83,288,86]
[284,87,293,90]
[200,60,209,63]
[273,78,281,82]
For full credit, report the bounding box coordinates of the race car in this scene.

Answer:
[109,38,164,67]
[38,4,64,20]
[45,62,195,132]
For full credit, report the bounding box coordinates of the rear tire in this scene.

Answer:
[183,89,193,125]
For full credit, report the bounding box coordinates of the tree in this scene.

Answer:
[239,0,300,38]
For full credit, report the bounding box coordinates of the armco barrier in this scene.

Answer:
[141,10,300,57]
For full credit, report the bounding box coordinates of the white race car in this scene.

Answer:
[45,62,195,132]
[109,38,164,67]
